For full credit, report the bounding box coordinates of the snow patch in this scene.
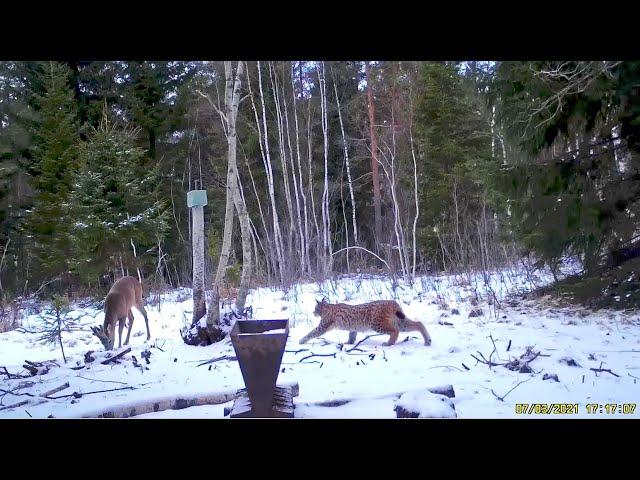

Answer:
[394,390,457,418]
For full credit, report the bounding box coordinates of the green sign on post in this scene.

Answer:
[187,189,208,208]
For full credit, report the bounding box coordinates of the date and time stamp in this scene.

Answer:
[515,403,637,415]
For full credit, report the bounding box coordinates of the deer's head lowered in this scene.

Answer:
[91,276,151,351]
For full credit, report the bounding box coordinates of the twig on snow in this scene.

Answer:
[491,378,532,402]
[346,333,385,352]
[299,352,337,363]
[590,367,620,377]
[101,347,132,365]
[47,386,136,400]
[196,355,237,367]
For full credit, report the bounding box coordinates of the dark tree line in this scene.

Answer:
[1,60,639,308]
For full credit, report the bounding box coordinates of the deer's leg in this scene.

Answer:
[136,303,151,341]
[124,310,134,345]
[117,318,125,348]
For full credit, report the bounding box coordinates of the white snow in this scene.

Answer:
[238,328,287,336]
[1,266,639,419]
[394,390,457,418]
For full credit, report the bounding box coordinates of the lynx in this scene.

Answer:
[300,299,431,347]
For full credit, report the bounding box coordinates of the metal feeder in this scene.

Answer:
[228,319,294,418]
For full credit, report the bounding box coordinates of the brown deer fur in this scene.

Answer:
[93,276,150,350]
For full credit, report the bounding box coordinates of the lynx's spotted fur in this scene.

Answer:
[300,299,431,347]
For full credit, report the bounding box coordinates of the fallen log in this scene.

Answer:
[300,384,456,409]
[41,382,70,397]
[0,400,30,411]
[77,381,300,418]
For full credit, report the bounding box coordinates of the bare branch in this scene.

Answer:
[345,333,386,352]
[101,347,131,365]
[332,246,390,271]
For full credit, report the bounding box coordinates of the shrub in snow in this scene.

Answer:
[31,295,79,363]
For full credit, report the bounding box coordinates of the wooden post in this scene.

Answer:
[188,184,208,326]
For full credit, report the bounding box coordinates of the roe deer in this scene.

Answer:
[91,276,151,350]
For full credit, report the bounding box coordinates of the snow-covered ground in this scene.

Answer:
[1,267,639,419]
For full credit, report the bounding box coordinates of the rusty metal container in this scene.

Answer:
[229,319,290,417]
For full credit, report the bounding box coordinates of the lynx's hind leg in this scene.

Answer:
[347,331,357,344]
[396,311,431,346]
[373,312,400,347]
[381,328,399,346]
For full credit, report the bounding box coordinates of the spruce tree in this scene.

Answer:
[493,61,640,276]
[68,108,169,284]
[414,62,493,270]
[24,62,79,291]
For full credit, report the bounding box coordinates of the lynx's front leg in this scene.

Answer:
[299,320,333,344]
[347,331,357,344]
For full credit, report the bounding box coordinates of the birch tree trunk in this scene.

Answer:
[331,65,358,249]
[409,107,420,280]
[245,63,275,280]
[318,61,333,275]
[205,61,251,334]
[291,62,310,276]
[281,62,306,276]
[226,61,252,313]
[269,62,296,269]
[241,140,273,281]
[257,61,285,284]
